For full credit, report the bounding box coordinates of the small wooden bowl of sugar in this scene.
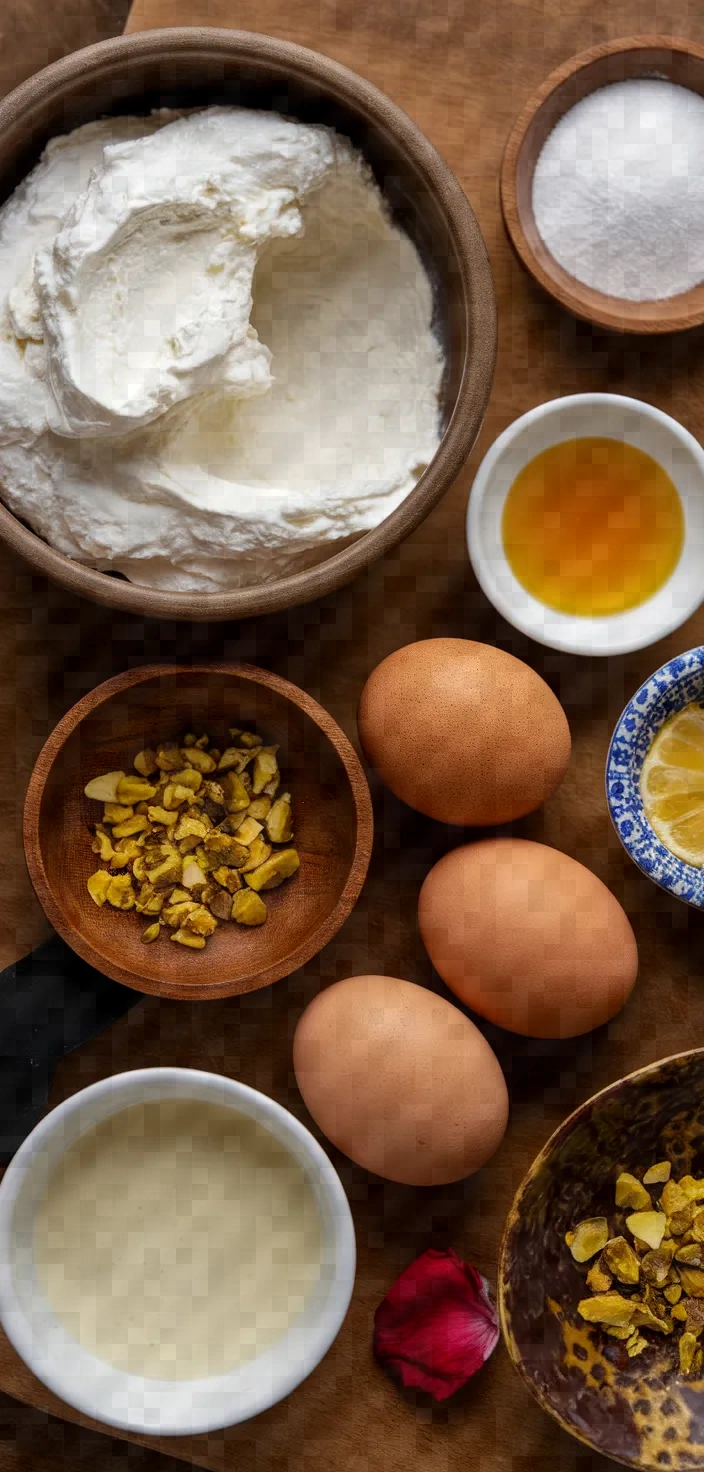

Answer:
[501,36,704,333]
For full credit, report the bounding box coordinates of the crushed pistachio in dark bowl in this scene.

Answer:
[499,1050,704,1471]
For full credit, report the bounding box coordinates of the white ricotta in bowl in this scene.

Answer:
[0,107,444,591]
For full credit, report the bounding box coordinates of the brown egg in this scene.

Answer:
[357,638,570,825]
[418,838,638,1039]
[293,974,508,1186]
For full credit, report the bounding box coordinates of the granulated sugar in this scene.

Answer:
[532,78,704,301]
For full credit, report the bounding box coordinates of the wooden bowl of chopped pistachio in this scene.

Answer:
[23,664,373,1000]
[499,1049,704,1470]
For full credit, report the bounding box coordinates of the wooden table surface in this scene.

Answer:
[4,0,704,1468]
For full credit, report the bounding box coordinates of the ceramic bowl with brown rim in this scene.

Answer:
[0,26,495,623]
[499,1049,704,1471]
[501,35,704,333]
[23,665,373,1002]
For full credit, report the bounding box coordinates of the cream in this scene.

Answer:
[0,108,444,591]
[32,1098,323,1380]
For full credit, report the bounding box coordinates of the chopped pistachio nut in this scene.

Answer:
[615,1173,652,1211]
[147,806,178,827]
[180,746,216,774]
[135,883,164,916]
[626,1212,667,1251]
[266,793,293,844]
[691,1210,704,1244]
[91,827,115,862]
[245,847,300,891]
[603,1236,640,1285]
[116,775,158,805]
[213,866,242,894]
[661,1180,692,1216]
[87,870,112,906]
[84,771,125,803]
[678,1177,704,1203]
[241,836,272,873]
[587,1260,613,1294]
[208,887,234,921]
[155,743,182,772]
[163,782,198,810]
[217,746,251,774]
[686,1299,704,1335]
[169,768,202,793]
[171,928,206,949]
[641,1241,675,1286]
[203,780,227,806]
[578,1293,634,1328]
[248,795,272,821]
[572,1161,704,1375]
[676,1243,704,1267]
[568,1218,609,1263]
[679,1331,703,1376]
[231,890,267,926]
[112,814,150,839]
[133,748,158,778]
[252,747,279,795]
[644,1161,672,1186]
[103,803,133,824]
[106,874,134,910]
[631,1303,672,1334]
[83,726,299,952]
[679,1268,704,1299]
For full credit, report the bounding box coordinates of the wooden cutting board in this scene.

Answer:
[2,1,704,1469]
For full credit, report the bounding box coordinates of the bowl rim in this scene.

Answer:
[0,25,496,623]
[497,1044,704,1468]
[465,392,704,656]
[500,33,704,333]
[23,661,374,1000]
[0,1065,357,1434]
[606,645,704,907]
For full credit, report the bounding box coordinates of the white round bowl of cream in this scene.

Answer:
[466,393,704,656]
[0,1068,356,1435]
[0,28,496,620]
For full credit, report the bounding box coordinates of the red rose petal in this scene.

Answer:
[373,1248,499,1401]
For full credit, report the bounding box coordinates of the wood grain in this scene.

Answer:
[4,0,704,1471]
[23,663,372,1001]
[501,36,704,334]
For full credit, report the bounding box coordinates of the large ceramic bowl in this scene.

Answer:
[607,647,704,907]
[499,1049,704,1471]
[0,27,496,623]
[0,1067,356,1436]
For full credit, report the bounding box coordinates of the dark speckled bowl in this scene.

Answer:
[499,1050,704,1471]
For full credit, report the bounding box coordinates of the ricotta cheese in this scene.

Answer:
[0,107,444,591]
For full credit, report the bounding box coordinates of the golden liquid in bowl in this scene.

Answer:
[501,437,684,617]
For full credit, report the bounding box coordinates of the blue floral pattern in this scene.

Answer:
[606,647,704,908]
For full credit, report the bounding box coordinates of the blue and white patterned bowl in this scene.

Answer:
[607,647,704,907]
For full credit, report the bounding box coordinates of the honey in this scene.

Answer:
[501,437,684,617]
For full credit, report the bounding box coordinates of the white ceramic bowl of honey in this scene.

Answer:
[466,393,704,656]
[0,1068,356,1436]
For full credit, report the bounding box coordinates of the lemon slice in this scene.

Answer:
[641,704,704,866]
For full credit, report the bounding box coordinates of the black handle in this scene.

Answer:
[0,936,142,1162]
